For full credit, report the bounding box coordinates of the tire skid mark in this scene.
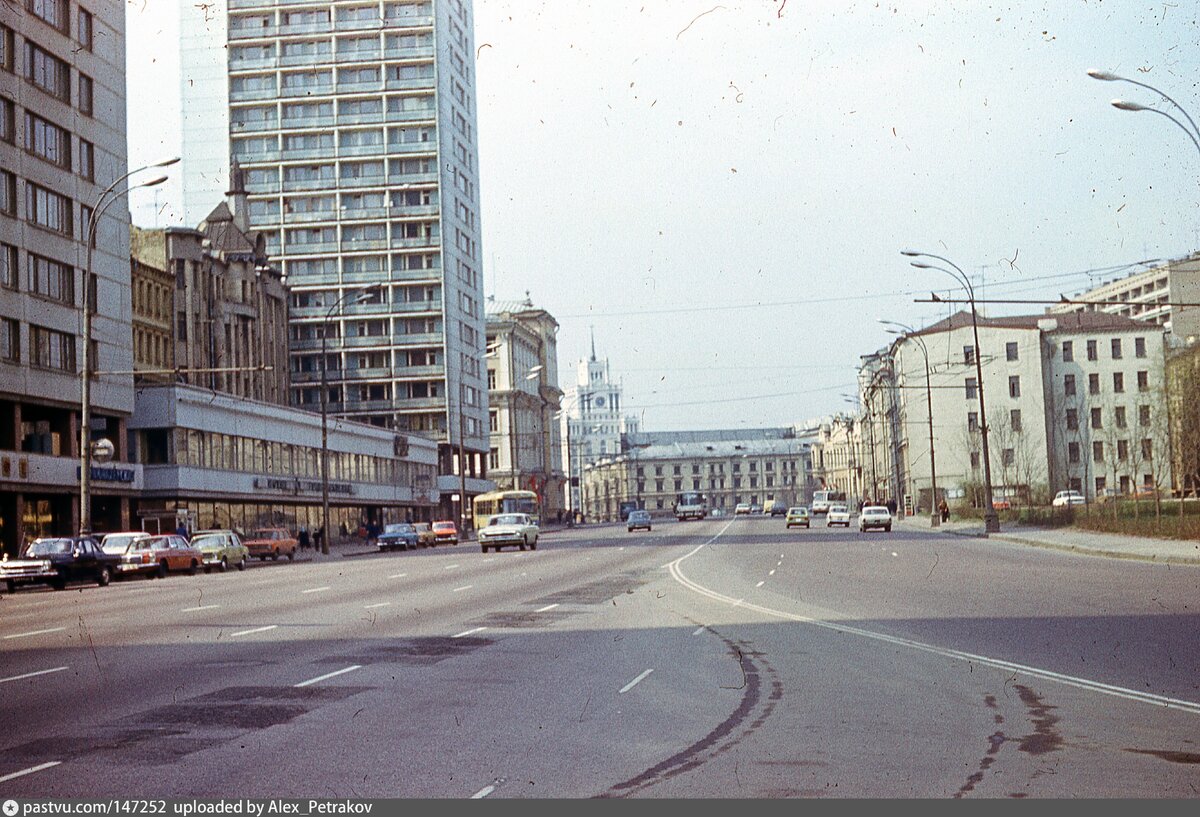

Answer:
[599,630,782,797]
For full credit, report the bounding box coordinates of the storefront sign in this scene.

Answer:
[252,477,353,496]
[75,466,136,483]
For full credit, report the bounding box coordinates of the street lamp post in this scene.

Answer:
[881,320,940,527]
[319,283,383,554]
[79,158,179,537]
[902,250,1000,533]
[1088,69,1200,157]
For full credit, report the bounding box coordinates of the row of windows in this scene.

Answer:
[229,2,433,33]
[230,31,434,66]
[0,241,95,310]
[283,252,438,280]
[1061,336,1148,362]
[0,170,82,237]
[1064,404,1153,431]
[1066,476,1157,495]
[232,83,435,128]
[0,99,95,180]
[965,369,1154,401]
[234,125,434,155]
[1066,439,1156,465]
[241,156,438,192]
[26,0,93,50]
[0,318,76,372]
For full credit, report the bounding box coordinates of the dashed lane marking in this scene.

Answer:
[301,586,331,594]
[0,761,61,784]
[3,627,66,640]
[535,603,559,613]
[452,585,473,592]
[229,625,278,638]
[181,605,220,612]
[619,669,654,694]
[294,665,362,688]
[452,626,487,639]
[388,572,408,579]
[364,602,391,610]
[0,666,68,685]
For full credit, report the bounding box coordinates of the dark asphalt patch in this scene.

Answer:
[468,611,570,628]
[534,573,650,606]
[0,729,184,765]
[315,635,493,666]
[134,703,308,729]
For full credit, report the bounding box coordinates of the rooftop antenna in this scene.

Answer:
[590,325,596,362]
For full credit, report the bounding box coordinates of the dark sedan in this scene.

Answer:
[1,536,121,592]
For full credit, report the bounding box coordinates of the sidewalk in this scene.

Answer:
[894,514,1200,565]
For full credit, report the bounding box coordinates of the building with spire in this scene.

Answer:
[560,333,639,517]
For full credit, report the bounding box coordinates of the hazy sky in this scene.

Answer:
[127,1,1200,431]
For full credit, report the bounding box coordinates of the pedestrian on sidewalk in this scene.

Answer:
[314,526,325,552]
[938,498,950,523]
[298,526,310,550]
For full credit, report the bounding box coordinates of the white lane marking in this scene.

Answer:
[768,570,776,576]
[181,604,220,612]
[619,547,625,551]
[3,627,66,640]
[229,625,278,637]
[452,585,473,592]
[755,581,765,588]
[444,564,460,570]
[481,559,495,564]
[364,602,392,610]
[892,552,899,557]
[471,785,496,799]
[389,572,408,578]
[0,761,61,783]
[535,604,559,613]
[691,626,706,636]
[452,627,486,638]
[301,586,331,594]
[667,549,1200,716]
[619,668,654,694]
[0,666,68,685]
[294,665,362,688]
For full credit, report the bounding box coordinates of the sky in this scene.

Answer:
[126,1,1200,432]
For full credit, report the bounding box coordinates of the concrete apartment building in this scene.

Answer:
[1049,254,1200,345]
[129,184,439,536]
[0,1,136,552]
[581,428,815,523]
[179,0,492,524]
[484,298,565,522]
[876,310,1171,509]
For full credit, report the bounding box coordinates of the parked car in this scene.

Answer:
[431,520,459,545]
[477,513,539,553]
[859,505,893,533]
[750,504,763,514]
[378,523,421,551]
[785,507,810,529]
[627,509,653,532]
[2,536,119,592]
[734,503,751,516]
[826,504,851,527]
[244,527,298,561]
[101,531,155,578]
[1052,490,1086,508]
[190,530,249,572]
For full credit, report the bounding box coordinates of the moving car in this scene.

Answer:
[859,505,893,533]
[826,504,851,527]
[431,520,459,545]
[627,509,652,532]
[2,536,119,592]
[785,507,810,529]
[477,513,539,553]
[768,502,788,517]
[734,503,751,516]
[1051,490,1086,508]
[244,527,298,561]
[378,523,421,551]
[190,530,249,572]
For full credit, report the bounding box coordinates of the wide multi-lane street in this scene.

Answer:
[1,517,1198,798]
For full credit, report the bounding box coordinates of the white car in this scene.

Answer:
[477,513,539,553]
[734,503,751,516]
[1052,490,1086,508]
[826,504,851,527]
[859,505,892,533]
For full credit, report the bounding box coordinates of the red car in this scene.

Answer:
[430,520,459,545]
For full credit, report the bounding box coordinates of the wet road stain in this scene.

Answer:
[1124,748,1200,764]
[955,685,1065,798]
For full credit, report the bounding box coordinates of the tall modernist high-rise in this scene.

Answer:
[1,0,136,552]
[179,0,491,521]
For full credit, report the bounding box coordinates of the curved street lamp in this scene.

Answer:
[880,319,940,527]
[319,282,384,554]
[1087,69,1200,157]
[79,157,180,537]
[901,250,1000,533]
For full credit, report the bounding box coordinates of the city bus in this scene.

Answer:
[674,491,708,521]
[473,490,540,529]
[811,489,847,515]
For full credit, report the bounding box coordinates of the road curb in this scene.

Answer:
[989,533,1200,566]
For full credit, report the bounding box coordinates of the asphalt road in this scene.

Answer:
[1,516,1198,798]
